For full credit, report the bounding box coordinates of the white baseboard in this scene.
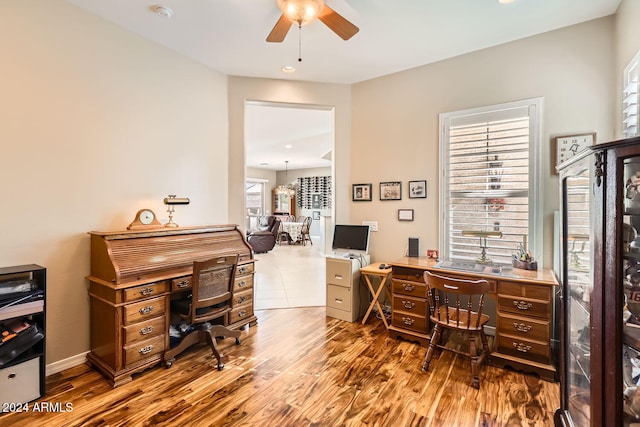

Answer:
[46,351,88,376]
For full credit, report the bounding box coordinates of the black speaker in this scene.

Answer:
[408,237,419,257]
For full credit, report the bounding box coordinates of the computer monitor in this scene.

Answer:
[332,224,370,256]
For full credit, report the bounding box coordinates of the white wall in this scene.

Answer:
[0,0,229,364]
[351,17,616,266]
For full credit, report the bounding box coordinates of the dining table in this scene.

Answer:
[280,221,304,243]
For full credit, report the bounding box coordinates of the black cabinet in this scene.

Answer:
[0,265,46,404]
[556,137,640,426]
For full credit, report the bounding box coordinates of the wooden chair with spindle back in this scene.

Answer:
[422,270,491,389]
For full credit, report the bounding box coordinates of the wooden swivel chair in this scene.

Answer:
[422,271,491,389]
[164,255,242,370]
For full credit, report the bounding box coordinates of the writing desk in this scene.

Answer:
[86,225,257,387]
[388,257,558,381]
[359,262,393,328]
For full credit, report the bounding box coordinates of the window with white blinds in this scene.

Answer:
[624,50,640,138]
[439,99,542,265]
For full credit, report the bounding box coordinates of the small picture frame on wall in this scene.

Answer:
[409,180,427,198]
[352,183,372,201]
[312,210,321,220]
[380,181,402,200]
[398,209,414,221]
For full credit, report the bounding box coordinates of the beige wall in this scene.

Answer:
[227,78,351,230]
[351,17,616,266]
[0,1,229,365]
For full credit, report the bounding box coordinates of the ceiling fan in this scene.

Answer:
[266,0,359,43]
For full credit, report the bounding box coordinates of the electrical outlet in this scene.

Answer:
[362,221,378,232]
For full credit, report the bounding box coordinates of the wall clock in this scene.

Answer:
[127,209,162,230]
[555,133,596,171]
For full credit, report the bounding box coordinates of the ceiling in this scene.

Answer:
[63,0,622,170]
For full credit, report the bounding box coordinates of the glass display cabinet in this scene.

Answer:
[556,136,640,426]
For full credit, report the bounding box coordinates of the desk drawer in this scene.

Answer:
[171,276,191,292]
[496,334,550,364]
[123,296,166,325]
[229,303,253,325]
[123,316,166,344]
[391,279,428,298]
[392,267,425,283]
[497,295,550,319]
[498,281,550,301]
[233,288,253,307]
[124,281,169,303]
[123,335,165,366]
[392,294,427,317]
[497,313,549,343]
[234,275,254,293]
[237,262,254,276]
[391,311,428,334]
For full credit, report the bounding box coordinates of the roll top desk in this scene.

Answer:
[86,225,256,387]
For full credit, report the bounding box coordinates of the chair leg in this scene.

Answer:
[422,324,442,372]
[480,328,491,364]
[469,333,480,389]
[205,325,242,371]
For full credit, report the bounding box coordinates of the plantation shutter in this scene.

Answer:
[442,105,532,265]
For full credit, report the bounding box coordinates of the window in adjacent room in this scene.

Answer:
[439,98,543,265]
[245,179,266,231]
[623,50,640,138]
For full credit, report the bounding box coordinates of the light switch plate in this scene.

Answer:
[362,221,378,232]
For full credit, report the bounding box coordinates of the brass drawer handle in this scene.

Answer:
[238,310,247,317]
[139,345,154,355]
[139,306,153,315]
[402,317,415,326]
[403,283,415,292]
[513,322,532,333]
[176,280,189,288]
[513,301,533,310]
[513,342,532,353]
[139,326,154,335]
[238,267,247,274]
[140,287,154,296]
[402,300,415,310]
[238,280,247,287]
[237,296,247,304]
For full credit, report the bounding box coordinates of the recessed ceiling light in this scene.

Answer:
[285,144,293,149]
[151,5,173,18]
[497,0,515,4]
[281,66,296,73]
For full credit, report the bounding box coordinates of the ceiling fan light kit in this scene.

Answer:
[278,0,325,26]
[267,0,359,43]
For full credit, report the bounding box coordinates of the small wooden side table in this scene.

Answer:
[360,262,393,328]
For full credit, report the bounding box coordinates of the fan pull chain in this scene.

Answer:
[298,23,302,62]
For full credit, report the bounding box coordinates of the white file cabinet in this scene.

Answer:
[326,254,370,322]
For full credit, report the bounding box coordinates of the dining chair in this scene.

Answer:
[422,270,491,388]
[164,255,242,370]
[300,216,313,246]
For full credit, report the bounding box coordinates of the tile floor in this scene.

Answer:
[253,237,327,309]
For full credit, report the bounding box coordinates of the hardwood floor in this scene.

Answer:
[2,307,559,426]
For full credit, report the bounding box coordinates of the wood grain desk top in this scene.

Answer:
[389,257,558,287]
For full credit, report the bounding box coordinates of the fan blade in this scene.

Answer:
[266,14,293,42]
[318,5,359,40]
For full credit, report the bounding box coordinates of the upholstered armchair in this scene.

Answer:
[247,217,281,253]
